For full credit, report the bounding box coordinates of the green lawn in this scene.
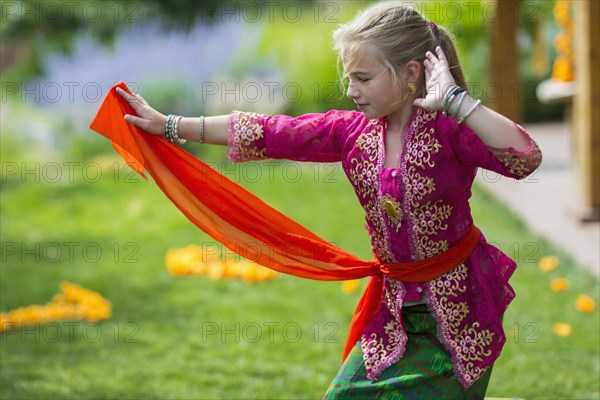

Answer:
[1,143,599,399]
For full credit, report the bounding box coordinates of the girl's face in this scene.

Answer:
[343,44,404,119]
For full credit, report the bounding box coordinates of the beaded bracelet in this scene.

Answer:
[174,116,185,144]
[165,114,175,142]
[199,115,205,144]
[165,114,186,144]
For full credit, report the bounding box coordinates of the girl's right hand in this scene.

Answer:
[116,87,166,136]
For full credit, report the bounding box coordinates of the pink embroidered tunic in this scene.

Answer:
[227,106,542,388]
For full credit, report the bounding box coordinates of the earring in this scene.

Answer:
[407,83,417,95]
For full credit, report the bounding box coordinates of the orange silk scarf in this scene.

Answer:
[90,82,481,360]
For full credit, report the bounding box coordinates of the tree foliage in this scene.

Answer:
[1,0,314,80]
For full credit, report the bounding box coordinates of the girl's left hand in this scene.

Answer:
[413,46,456,111]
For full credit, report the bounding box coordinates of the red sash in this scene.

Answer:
[342,224,480,358]
[90,82,480,361]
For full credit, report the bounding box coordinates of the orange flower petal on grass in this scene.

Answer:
[167,263,192,276]
[552,323,572,337]
[166,245,218,276]
[550,278,570,292]
[166,247,197,275]
[254,265,278,282]
[165,246,280,283]
[342,280,359,294]
[206,262,226,281]
[539,256,559,272]
[220,261,236,278]
[0,313,11,332]
[575,295,596,313]
[241,264,260,282]
[1,281,111,331]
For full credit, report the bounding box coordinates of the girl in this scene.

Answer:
[113,2,542,398]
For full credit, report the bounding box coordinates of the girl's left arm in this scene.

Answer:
[448,94,531,151]
[417,46,531,151]
[416,46,541,179]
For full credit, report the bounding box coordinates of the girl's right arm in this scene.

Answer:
[116,87,229,145]
[117,87,349,163]
[178,116,229,145]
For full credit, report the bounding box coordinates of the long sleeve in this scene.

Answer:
[446,118,542,180]
[227,110,358,163]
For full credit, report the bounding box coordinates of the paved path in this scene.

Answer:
[476,121,600,279]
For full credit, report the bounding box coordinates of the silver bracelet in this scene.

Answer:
[452,91,468,119]
[199,115,205,144]
[442,85,464,117]
[165,114,186,144]
[457,99,481,124]
[173,115,186,144]
[165,114,175,142]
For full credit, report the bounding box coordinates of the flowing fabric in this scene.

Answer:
[89,82,480,360]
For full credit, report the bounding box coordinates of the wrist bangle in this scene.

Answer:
[457,99,481,124]
[442,85,464,116]
[165,114,175,142]
[173,116,186,144]
[452,91,468,119]
[199,115,205,144]
[165,114,186,144]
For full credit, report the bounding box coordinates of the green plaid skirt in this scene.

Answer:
[323,304,493,399]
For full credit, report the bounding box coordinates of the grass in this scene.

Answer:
[1,143,599,399]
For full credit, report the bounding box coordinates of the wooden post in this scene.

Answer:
[489,0,522,123]
[573,0,600,220]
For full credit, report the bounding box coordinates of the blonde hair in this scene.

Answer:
[333,1,467,95]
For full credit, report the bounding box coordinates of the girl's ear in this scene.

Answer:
[404,60,422,83]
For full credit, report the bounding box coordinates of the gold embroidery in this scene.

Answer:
[360,318,404,374]
[397,108,498,387]
[405,166,435,203]
[413,200,453,236]
[452,323,494,362]
[384,277,404,321]
[419,236,449,258]
[405,127,442,169]
[434,321,495,387]
[400,109,453,261]
[348,128,380,197]
[380,194,403,231]
[463,363,490,386]
[346,124,395,263]
[383,319,404,346]
[428,264,495,385]
[430,263,468,296]
[356,132,378,163]
[411,108,436,128]
[492,151,539,179]
[349,159,378,198]
[489,137,542,179]
[364,195,395,262]
[231,112,267,161]
[437,297,469,335]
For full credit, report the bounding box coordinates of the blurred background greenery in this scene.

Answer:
[2,1,597,399]
[1,0,568,168]
[2,0,565,119]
